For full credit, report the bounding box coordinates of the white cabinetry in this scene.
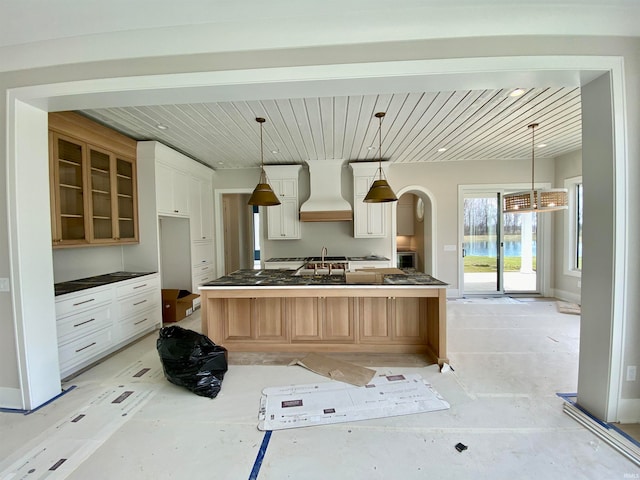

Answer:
[156,162,190,216]
[264,165,302,240]
[349,260,393,270]
[350,162,389,238]
[189,175,213,242]
[55,273,161,379]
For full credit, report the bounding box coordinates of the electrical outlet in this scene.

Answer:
[627,366,637,382]
[0,278,9,292]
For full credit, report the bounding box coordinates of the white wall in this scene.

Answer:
[553,150,583,303]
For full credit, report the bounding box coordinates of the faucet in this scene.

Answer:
[321,246,327,265]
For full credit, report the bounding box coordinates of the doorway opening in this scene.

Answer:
[221,193,255,274]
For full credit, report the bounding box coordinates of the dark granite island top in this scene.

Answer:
[199,269,448,364]
[201,269,447,289]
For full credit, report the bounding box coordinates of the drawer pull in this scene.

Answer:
[75,342,97,353]
[133,299,147,306]
[73,318,95,328]
[134,318,148,326]
[133,283,147,289]
[73,298,95,307]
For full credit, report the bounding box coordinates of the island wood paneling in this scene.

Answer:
[201,285,448,363]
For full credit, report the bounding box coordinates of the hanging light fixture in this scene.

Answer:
[503,123,568,213]
[364,112,397,203]
[248,117,281,206]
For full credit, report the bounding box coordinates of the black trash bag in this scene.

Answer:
[156,325,228,398]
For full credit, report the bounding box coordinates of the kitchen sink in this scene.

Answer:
[293,262,347,276]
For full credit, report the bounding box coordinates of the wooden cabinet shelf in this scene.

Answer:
[49,112,139,247]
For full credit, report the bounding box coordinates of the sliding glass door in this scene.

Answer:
[462,190,539,296]
[462,193,502,294]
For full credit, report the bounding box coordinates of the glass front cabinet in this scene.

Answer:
[49,112,139,248]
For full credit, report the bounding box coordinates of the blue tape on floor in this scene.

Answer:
[249,430,272,480]
[0,385,76,415]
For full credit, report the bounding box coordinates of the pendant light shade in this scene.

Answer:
[503,123,568,213]
[248,117,281,207]
[364,112,397,203]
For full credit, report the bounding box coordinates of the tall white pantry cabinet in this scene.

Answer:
[137,141,216,301]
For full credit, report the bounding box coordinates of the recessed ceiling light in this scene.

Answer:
[156,124,168,130]
[537,143,547,148]
[437,147,447,152]
[271,149,279,154]
[218,161,224,165]
[367,146,377,151]
[509,88,525,97]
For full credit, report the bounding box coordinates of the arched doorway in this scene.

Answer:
[393,186,436,277]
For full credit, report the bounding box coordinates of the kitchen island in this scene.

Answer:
[200,269,448,364]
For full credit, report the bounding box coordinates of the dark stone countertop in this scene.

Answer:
[54,271,156,296]
[201,269,447,288]
[264,255,390,262]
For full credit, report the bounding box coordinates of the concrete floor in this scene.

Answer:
[1,299,638,479]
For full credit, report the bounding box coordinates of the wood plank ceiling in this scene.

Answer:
[80,86,581,170]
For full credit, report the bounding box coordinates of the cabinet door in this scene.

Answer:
[321,297,354,341]
[172,169,190,215]
[392,297,425,344]
[87,146,115,243]
[156,163,189,216]
[359,297,391,341]
[115,156,138,242]
[51,133,89,246]
[267,198,300,239]
[200,181,213,240]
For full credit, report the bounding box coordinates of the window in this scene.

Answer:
[564,176,583,276]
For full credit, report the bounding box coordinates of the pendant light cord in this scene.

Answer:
[530,123,536,191]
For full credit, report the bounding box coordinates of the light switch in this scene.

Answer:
[0,278,9,292]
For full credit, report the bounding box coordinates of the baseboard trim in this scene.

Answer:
[618,398,640,423]
[551,288,581,304]
[0,386,24,410]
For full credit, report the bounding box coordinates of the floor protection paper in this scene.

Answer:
[258,373,450,431]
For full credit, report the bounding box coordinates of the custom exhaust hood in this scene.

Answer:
[299,159,352,222]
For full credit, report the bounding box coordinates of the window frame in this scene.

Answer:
[564,175,583,277]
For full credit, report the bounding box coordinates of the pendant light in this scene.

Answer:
[364,112,398,203]
[503,123,568,213]
[248,117,281,206]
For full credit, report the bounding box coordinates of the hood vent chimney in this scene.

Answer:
[299,159,352,222]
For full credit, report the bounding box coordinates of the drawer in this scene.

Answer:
[193,263,214,278]
[118,288,161,318]
[58,327,113,371]
[191,243,214,266]
[55,287,112,318]
[57,305,112,344]
[116,275,160,298]
[119,309,160,339]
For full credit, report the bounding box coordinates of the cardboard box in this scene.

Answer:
[161,289,200,323]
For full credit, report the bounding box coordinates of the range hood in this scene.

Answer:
[299,159,352,222]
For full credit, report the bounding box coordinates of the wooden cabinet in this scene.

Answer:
[359,297,425,344]
[289,297,354,342]
[156,162,190,216]
[263,166,302,240]
[49,112,139,247]
[219,298,287,342]
[350,162,388,238]
[201,286,446,361]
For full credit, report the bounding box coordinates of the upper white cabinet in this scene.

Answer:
[156,162,190,216]
[350,162,389,238]
[189,175,214,242]
[263,165,302,240]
